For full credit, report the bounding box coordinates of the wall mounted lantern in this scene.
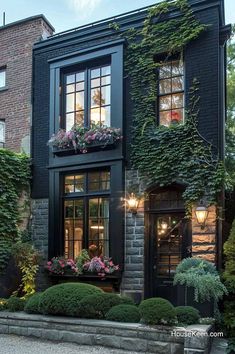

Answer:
[195,203,209,229]
[126,193,139,214]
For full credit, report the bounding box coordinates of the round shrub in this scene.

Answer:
[7,296,25,312]
[77,293,134,319]
[176,306,200,325]
[139,297,176,325]
[39,282,103,316]
[0,298,7,311]
[24,293,43,314]
[106,304,140,323]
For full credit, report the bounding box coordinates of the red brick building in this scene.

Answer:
[0,15,54,153]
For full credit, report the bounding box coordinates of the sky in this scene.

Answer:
[1,0,234,34]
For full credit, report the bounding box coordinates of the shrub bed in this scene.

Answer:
[77,293,134,319]
[106,304,140,323]
[0,298,7,311]
[176,306,200,325]
[139,297,176,325]
[24,293,43,314]
[7,296,25,312]
[39,282,103,316]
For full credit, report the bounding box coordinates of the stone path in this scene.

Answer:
[0,334,140,354]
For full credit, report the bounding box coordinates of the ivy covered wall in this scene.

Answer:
[0,149,30,274]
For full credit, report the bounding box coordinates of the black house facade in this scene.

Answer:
[31,0,230,304]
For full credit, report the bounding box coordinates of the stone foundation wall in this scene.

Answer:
[0,312,212,354]
[31,199,52,291]
[121,170,145,298]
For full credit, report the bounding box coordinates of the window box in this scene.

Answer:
[52,137,117,156]
[48,271,121,292]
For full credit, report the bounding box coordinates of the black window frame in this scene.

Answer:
[63,169,111,259]
[156,54,185,126]
[61,58,111,130]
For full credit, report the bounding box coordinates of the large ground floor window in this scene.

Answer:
[63,170,110,259]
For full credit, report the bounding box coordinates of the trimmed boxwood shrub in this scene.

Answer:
[39,282,103,316]
[24,293,43,314]
[77,293,134,319]
[176,306,200,325]
[139,297,176,325]
[106,304,140,323]
[0,298,7,311]
[7,296,25,312]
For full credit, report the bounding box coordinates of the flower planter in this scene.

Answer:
[48,271,121,292]
[52,138,117,157]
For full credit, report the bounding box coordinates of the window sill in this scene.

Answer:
[52,139,118,157]
[0,86,8,92]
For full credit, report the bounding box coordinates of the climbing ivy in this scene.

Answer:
[122,0,227,211]
[0,149,30,273]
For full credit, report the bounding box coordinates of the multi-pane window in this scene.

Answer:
[64,64,111,131]
[157,58,184,126]
[64,170,110,259]
[0,120,5,147]
[0,68,6,89]
[65,71,85,132]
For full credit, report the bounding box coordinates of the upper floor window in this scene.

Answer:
[0,120,5,147]
[0,68,6,89]
[64,64,111,131]
[157,58,184,126]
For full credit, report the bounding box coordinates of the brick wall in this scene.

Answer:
[0,17,53,153]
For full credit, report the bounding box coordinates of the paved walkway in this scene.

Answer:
[0,334,140,354]
[0,333,228,354]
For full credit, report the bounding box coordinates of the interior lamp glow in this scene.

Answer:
[90,107,106,125]
[195,204,209,229]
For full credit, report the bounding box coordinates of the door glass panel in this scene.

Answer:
[155,214,183,278]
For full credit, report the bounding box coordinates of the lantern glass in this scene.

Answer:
[127,193,138,213]
[195,206,208,225]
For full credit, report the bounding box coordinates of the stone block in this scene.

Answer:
[147,340,171,353]
[27,327,42,338]
[59,331,93,345]
[120,337,147,352]
[9,326,28,336]
[0,324,8,334]
[95,334,120,348]
[192,245,215,252]
[192,234,215,244]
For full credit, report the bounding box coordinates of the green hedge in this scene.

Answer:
[0,298,7,311]
[24,293,43,314]
[77,293,134,319]
[176,306,200,325]
[39,282,103,316]
[106,304,140,323]
[7,297,25,312]
[139,297,176,325]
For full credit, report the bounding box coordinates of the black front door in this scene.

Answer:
[151,212,191,305]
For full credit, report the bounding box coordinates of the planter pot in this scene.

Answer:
[52,138,117,157]
[48,271,121,293]
[0,257,21,298]
[177,285,214,317]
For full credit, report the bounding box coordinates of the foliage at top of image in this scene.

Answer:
[123,0,228,211]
